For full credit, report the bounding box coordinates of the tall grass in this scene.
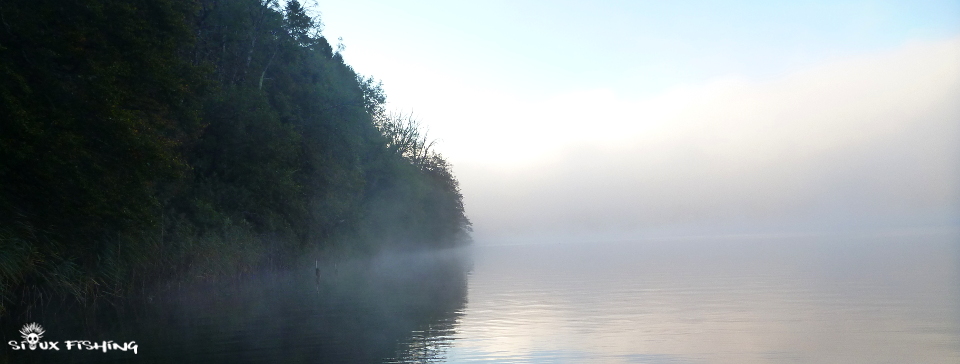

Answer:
[0,216,306,317]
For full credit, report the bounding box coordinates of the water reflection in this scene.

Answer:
[0,248,471,364]
[3,233,958,363]
[447,232,960,363]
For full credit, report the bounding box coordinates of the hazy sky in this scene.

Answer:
[318,1,960,244]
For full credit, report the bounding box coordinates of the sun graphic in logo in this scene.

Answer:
[19,322,44,350]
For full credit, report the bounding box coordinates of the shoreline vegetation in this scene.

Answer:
[0,0,471,317]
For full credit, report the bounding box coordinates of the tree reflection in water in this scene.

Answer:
[0,248,471,364]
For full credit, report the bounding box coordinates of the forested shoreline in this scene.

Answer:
[0,0,471,316]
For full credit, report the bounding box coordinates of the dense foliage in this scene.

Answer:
[0,0,470,315]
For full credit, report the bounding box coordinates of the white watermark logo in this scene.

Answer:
[19,323,45,350]
[8,323,138,354]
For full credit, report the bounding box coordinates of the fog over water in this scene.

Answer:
[6,234,955,363]
[319,2,960,245]
[459,38,960,244]
[155,3,960,362]
[4,2,960,363]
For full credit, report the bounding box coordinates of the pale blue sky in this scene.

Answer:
[322,0,959,96]
[316,1,960,243]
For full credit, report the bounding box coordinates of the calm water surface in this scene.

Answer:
[2,232,957,363]
[447,233,959,363]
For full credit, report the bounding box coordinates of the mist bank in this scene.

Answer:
[461,38,960,245]
[0,0,470,316]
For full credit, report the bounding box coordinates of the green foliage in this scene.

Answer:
[185,87,304,234]
[0,0,204,241]
[0,0,471,315]
[284,0,321,48]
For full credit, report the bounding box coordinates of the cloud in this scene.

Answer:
[458,38,960,243]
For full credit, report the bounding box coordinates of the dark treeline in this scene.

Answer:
[0,0,470,315]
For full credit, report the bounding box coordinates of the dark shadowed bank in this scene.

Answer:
[0,0,471,324]
[1,248,472,363]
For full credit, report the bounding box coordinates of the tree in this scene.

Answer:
[284,0,321,47]
[0,0,472,315]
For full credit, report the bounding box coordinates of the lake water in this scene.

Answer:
[448,232,959,364]
[2,231,958,363]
